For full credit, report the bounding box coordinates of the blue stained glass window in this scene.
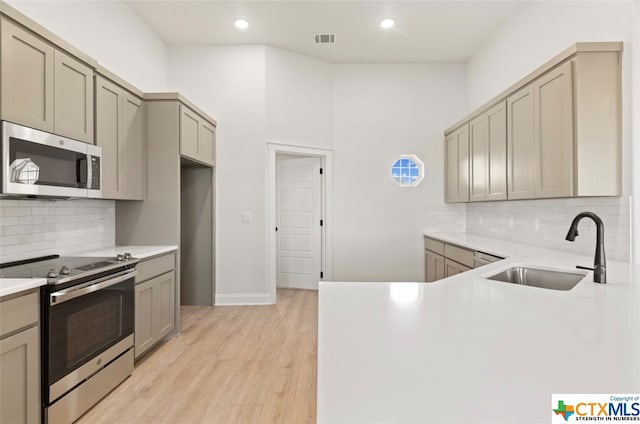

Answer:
[391,154,424,187]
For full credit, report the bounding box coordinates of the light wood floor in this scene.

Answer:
[77,289,318,424]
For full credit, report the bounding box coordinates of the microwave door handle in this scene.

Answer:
[50,270,137,305]
[76,157,87,188]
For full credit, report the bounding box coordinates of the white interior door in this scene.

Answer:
[276,155,322,290]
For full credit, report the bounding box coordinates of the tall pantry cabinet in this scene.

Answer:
[116,93,216,315]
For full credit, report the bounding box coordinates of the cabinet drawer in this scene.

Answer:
[136,253,175,284]
[0,291,38,337]
[444,244,474,268]
[424,237,445,255]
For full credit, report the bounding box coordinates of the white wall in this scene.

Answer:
[467,1,632,111]
[6,0,168,91]
[169,45,337,303]
[332,64,467,282]
[169,46,465,296]
[265,46,333,149]
[465,1,634,260]
[168,45,268,304]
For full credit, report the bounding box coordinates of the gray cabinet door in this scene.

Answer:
[0,18,54,132]
[425,250,445,282]
[486,101,507,200]
[0,326,40,424]
[96,76,144,200]
[135,269,175,359]
[199,121,216,166]
[469,114,488,201]
[445,125,469,203]
[95,75,122,199]
[154,271,175,340]
[121,92,144,199]
[507,84,536,200]
[534,61,574,198]
[444,259,471,278]
[444,259,460,278]
[179,105,200,160]
[135,279,156,359]
[53,50,93,143]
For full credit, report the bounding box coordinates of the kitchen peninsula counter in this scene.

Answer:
[318,234,640,423]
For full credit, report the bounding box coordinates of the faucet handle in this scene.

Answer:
[576,265,594,271]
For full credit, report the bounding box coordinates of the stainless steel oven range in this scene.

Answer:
[0,254,138,424]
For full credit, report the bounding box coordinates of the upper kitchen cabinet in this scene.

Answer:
[0,17,54,132]
[95,70,145,200]
[0,16,96,143]
[470,101,507,201]
[179,103,216,166]
[508,62,573,199]
[445,42,622,203]
[532,61,574,199]
[506,84,536,199]
[445,124,469,203]
[53,50,94,143]
[143,93,217,167]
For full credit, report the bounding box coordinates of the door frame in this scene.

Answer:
[266,143,334,303]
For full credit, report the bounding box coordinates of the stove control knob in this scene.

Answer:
[47,269,59,278]
[59,266,71,275]
[116,254,124,262]
[123,252,132,260]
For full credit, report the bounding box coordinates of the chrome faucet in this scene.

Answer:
[565,212,606,284]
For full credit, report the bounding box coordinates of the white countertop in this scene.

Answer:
[75,245,178,260]
[318,232,640,423]
[0,245,178,298]
[0,277,47,298]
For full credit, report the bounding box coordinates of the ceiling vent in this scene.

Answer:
[314,33,336,44]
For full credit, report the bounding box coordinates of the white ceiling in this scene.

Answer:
[125,1,525,63]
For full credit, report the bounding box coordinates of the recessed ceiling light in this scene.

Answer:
[234,18,249,30]
[379,18,395,30]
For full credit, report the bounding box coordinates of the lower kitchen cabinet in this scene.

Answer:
[0,290,40,424]
[445,259,472,278]
[424,236,474,282]
[425,250,445,282]
[135,253,176,359]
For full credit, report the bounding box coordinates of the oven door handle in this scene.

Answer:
[50,269,137,305]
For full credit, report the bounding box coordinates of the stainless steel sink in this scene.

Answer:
[486,266,587,291]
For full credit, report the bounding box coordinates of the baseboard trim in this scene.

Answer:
[215,293,272,306]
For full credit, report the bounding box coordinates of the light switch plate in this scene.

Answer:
[241,211,253,223]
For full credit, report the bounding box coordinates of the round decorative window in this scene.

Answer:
[391,154,424,187]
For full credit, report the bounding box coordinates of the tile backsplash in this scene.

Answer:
[0,199,115,263]
[424,203,466,233]
[466,196,631,262]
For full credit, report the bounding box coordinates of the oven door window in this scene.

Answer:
[10,137,87,188]
[47,278,133,384]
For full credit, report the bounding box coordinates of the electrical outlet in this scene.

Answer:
[98,218,105,233]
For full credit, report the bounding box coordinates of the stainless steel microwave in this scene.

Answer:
[1,121,101,198]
